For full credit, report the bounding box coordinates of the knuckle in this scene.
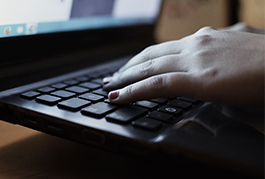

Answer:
[194,34,214,47]
[115,72,124,83]
[140,60,154,77]
[231,22,250,32]
[196,26,216,34]
[141,45,155,60]
[113,71,131,88]
[144,45,155,53]
[124,85,133,97]
[149,76,165,90]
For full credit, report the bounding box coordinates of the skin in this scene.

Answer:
[103,23,265,107]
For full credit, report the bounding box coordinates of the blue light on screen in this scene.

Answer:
[0,16,155,39]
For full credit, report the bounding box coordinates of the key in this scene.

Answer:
[75,76,90,82]
[134,100,158,110]
[51,83,68,89]
[21,91,40,100]
[91,78,103,84]
[106,106,147,123]
[87,72,101,79]
[65,86,89,94]
[147,111,173,123]
[132,117,162,131]
[178,97,200,104]
[79,93,104,103]
[158,105,183,116]
[51,90,76,99]
[37,86,55,93]
[63,79,79,85]
[92,88,109,97]
[168,99,192,110]
[149,98,168,104]
[36,95,61,105]
[79,82,101,90]
[81,102,118,118]
[58,98,91,111]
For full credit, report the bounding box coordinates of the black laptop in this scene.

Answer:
[0,1,264,178]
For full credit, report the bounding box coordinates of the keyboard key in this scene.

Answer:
[87,72,101,79]
[134,100,158,110]
[106,106,147,124]
[75,76,90,82]
[21,91,40,100]
[79,93,104,102]
[79,82,101,90]
[81,102,118,118]
[168,99,192,110]
[132,117,162,131]
[92,88,109,97]
[37,86,55,93]
[36,95,61,105]
[65,86,89,94]
[149,98,168,104]
[58,98,91,111]
[147,111,173,123]
[104,99,111,103]
[158,105,183,116]
[63,79,79,85]
[51,83,68,89]
[178,97,200,104]
[51,90,76,99]
[91,78,103,84]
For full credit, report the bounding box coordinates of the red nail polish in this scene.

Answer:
[109,91,119,100]
[103,76,112,85]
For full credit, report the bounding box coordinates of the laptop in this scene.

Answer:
[0,0,264,178]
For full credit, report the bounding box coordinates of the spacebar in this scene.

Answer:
[106,106,148,124]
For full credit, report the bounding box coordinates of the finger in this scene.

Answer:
[118,40,185,73]
[108,73,196,104]
[103,54,188,91]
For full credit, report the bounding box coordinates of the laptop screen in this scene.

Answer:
[0,0,162,38]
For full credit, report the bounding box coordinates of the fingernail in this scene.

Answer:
[109,90,119,101]
[103,76,112,85]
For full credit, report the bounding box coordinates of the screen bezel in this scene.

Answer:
[0,0,163,91]
[0,23,156,66]
[0,21,158,92]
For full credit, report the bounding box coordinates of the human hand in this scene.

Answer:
[103,26,265,107]
[224,22,265,34]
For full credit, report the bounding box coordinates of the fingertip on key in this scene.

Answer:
[108,90,120,101]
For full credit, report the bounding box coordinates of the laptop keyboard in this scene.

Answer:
[20,69,201,132]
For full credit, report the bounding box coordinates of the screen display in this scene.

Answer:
[0,0,161,38]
